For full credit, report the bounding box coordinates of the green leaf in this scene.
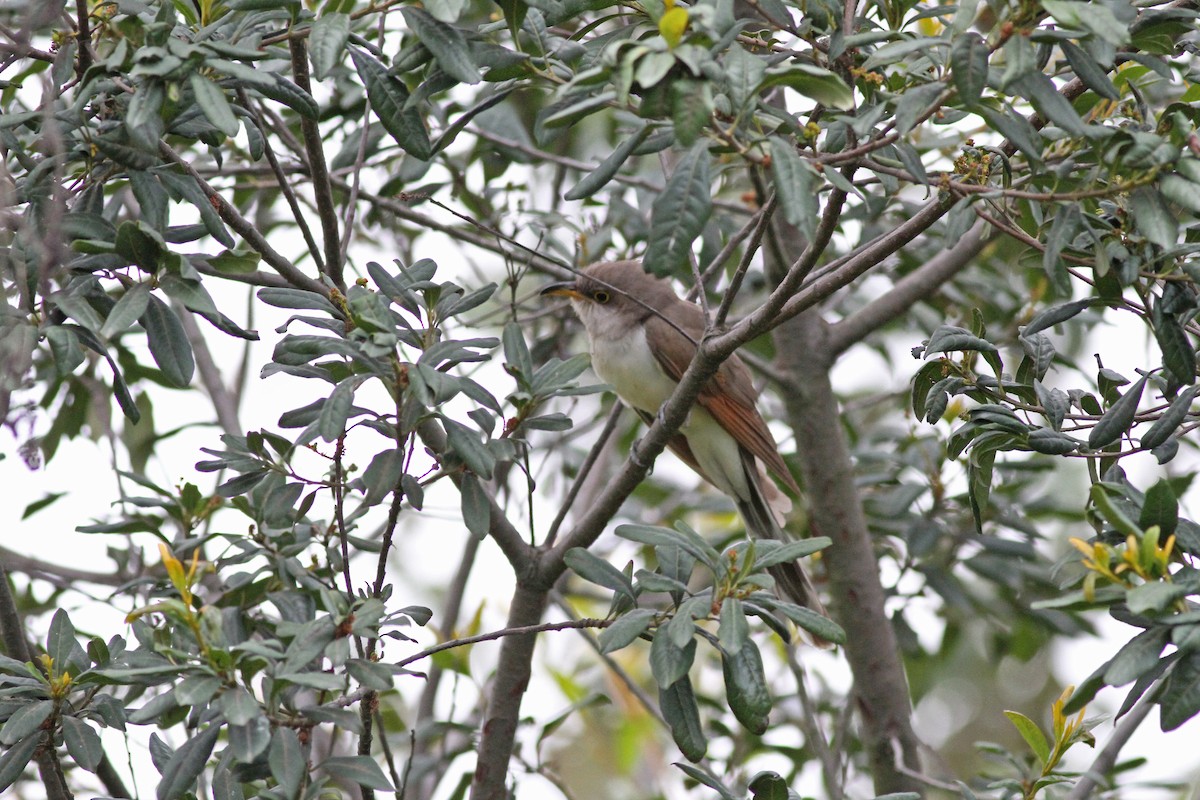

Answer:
[1026,428,1080,455]
[350,47,432,160]
[722,641,770,734]
[1160,653,1200,731]
[924,324,997,356]
[61,716,104,771]
[47,609,85,675]
[495,0,527,36]
[220,687,261,726]
[1131,186,1179,249]
[254,75,320,120]
[1140,385,1199,450]
[650,628,696,688]
[724,44,766,113]
[22,491,67,520]
[0,732,42,792]
[718,598,749,654]
[950,33,988,106]
[671,78,713,147]
[157,724,221,800]
[659,676,706,762]
[321,756,395,790]
[1127,581,1189,615]
[769,136,818,241]
[1105,627,1168,687]
[309,13,350,80]
[157,171,236,248]
[894,81,944,136]
[1012,71,1087,137]
[1088,376,1146,449]
[618,524,717,573]
[442,417,495,479]
[401,8,479,85]
[318,375,366,442]
[748,772,789,800]
[967,446,995,534]
[1042,0,1130,46]
[1023,298,1092,337]
[565,124,650,200]
[752,537,832,569]
[141,294,195,387]
[974,103,1044,163]
[268,727,305,799]
[101,283,152,339]
[1061,40,1120,101]
[115,219,167,272]
[644,143,712,275]
[1003,710,1050,764]
[538,91,615,135]
[762,63,854,109]
[1154,305,1194,385]
[227,718,271,763]
[1160,173,1200,215]
[773,602,846,645]
[565,548,635,598]
[189,73,239,138]
[0,701,53,745]
[1140,479,1179,537]
[599,608,656,653]
[1090,484,1142,538]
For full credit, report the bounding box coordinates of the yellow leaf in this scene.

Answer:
[659,6,688,49]
[159,543,186,593]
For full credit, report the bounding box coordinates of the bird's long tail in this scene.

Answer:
[735,452,833,648]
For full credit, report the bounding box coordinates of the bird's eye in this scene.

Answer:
[593,290,611,304]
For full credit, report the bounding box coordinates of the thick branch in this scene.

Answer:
[776,311,923,795]
[0,545,128,587]
[469,584,549,800]
[827,220,993,355]
[288,38,343,291]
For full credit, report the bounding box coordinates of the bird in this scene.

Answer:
[542,260,829,632]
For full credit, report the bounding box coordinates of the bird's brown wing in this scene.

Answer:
[643,310,801,496]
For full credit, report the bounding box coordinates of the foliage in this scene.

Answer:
[4,0,1200,799]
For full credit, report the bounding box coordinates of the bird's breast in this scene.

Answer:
[588,325,678,414]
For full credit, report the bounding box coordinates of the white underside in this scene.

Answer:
[579,313,753,503]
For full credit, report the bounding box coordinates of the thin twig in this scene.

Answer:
[158,143,328,295]
[395,618,611,668]
[544,403,624,548]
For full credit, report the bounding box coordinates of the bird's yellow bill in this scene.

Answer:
[540,282,585,300]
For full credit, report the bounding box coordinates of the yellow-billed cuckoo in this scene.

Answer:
[542,260,828,627]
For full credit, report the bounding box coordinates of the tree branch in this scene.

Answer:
[396,617,609,669]
[1065,682,1162,800]
[469,584,550,800]
[415,419,533,571]
[288,38,344,292]
[776,310,923,795]
[826,220,994,355]
[0,545,134,588]
[0,566,73,800]
[158,143,328,296]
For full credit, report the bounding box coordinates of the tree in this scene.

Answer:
[3,0,1200,798]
